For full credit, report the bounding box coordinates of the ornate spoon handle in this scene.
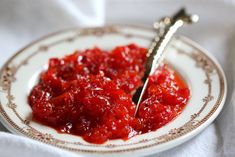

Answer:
[134,8,199,117]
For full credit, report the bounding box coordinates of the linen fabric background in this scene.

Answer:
[0,0,235,157]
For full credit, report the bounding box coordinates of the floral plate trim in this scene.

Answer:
[0,25,225,153]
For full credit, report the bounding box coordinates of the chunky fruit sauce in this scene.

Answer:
[28,44,190,144]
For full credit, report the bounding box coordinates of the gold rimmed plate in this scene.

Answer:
[0,25,227,157]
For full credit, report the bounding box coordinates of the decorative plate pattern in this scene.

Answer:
[0,25,227,157]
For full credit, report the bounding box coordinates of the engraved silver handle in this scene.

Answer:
[134,8,199,117]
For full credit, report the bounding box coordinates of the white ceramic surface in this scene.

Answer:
[0,25,227,157]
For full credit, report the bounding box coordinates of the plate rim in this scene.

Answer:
[0,24,227,156]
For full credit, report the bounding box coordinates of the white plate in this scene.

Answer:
[0,25,227,157]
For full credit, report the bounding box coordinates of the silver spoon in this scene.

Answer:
[133,8,199,117]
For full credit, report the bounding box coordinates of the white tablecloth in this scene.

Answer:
[0,0,235,157]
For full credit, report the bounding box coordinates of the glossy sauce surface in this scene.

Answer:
[28,44,190,144]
